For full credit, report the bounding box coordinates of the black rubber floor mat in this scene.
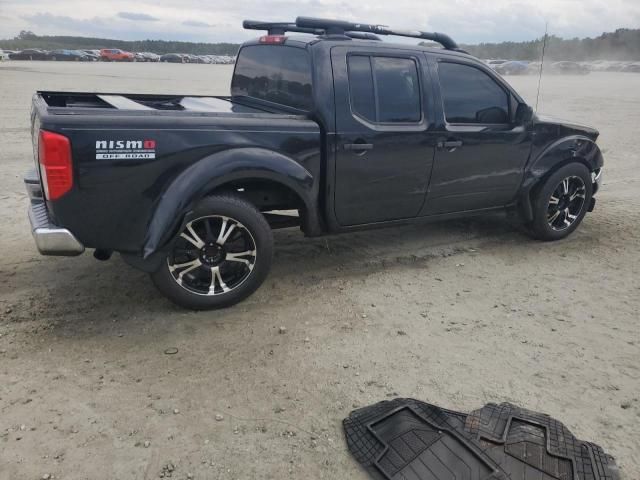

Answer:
[343,399,619,480]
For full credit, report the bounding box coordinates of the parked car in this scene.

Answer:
[160,53,186,63]
[24,17,604,309]
[0,49,10,61]
[585,60,606,71]
[485,59,508,69]
[621,63,640,73]
[81,50,100,61]
[48,49,90,61]
[207,55,235,65]
[578,61,595,71]
[139,52,160,62]
[100,48,134,62]
[494,60,528,75]
[526,61,541,74]
[9,49,49,60]
[605,61,628,72]
[550,61,590,75]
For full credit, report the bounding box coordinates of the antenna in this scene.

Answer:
[535,21,548,112]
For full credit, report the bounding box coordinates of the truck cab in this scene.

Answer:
[25,17,604,309]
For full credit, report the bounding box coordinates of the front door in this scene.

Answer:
[331,47,435,226]
[422,59,532,215]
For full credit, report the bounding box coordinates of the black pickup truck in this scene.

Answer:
[25,17,604,309]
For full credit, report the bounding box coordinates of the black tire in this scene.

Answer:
[150,195,273,310]
[528,163,593,241]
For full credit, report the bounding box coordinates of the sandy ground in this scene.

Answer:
[0,61,638,480]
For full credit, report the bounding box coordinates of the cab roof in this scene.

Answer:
[242,34,475,62]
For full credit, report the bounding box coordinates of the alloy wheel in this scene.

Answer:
[546,175,586,231]
[168,215,257,296]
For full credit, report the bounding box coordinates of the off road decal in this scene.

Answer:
[96,139,156,159]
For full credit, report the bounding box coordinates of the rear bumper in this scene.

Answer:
[25,169,84,256]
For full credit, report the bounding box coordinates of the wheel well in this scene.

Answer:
[522,157,593,221]
[533,157,593,192]
[210,178,306,222]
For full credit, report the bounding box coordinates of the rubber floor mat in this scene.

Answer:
[343,399,619,480]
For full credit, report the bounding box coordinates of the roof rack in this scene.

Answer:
[242,20,382,41]
[243,20,321,36]
[295,16,461,50]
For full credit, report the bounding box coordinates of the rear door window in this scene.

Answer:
[373,57,421,122]
[347,55,422,124]
[438,62,510,124]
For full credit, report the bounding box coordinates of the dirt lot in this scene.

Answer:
[0,61,638,480]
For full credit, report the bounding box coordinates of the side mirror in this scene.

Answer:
[515,103,534,124]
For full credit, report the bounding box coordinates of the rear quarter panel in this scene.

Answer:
[37,110,321,253]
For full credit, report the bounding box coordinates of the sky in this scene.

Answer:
[0,0,639,44]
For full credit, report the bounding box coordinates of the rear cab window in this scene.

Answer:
[231,45,313,111]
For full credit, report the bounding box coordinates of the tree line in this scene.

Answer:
[0,31,240,55]
[461,28,640,61]
[2,28,639,60]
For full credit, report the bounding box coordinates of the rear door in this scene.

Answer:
[422,58,531,215]
[331,47,436,226]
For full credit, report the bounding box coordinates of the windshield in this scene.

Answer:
[231,45,313,111]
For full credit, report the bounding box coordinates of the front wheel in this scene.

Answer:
[528,163,593,241]
[150,195,273,309]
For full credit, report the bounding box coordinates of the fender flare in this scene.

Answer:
[518,135,603,221]
[142,147,319,258]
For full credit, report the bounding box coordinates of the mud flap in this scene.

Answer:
[343,399,619,480]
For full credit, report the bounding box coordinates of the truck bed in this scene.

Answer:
[31,90,322,254]
[37,91,302,118]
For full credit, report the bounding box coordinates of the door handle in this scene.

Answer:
[343,142,374,152]
[437,139,463,151]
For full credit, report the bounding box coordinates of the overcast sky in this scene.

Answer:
[0,0,638,44]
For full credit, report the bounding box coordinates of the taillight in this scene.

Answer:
[259,35,287,44]
[38,130,73,200]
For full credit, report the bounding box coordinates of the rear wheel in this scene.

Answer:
[528,163,593,241]
[150,195,273,309]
